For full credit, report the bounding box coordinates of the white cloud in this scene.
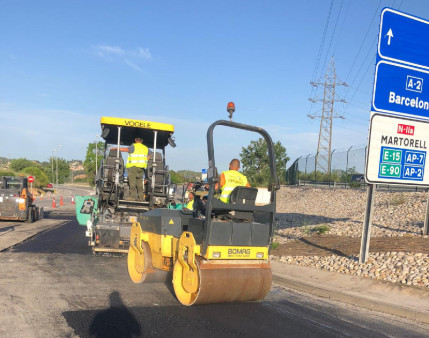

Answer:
[95,45,125,57]
[124,59,143,72]
[135,47,152,60]
[93,44,152,72]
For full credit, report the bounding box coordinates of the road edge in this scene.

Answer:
[271,272,429,325]
[0,218,71,252]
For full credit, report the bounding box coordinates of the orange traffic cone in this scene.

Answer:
[52,198,56,208]
[71,196,75,205]
[60,196,64,206]
[40,195,44,200]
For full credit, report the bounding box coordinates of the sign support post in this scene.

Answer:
[424,192,429,235]
[359,184,375,263]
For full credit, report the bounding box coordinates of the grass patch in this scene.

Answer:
[390,193,406,206]
[312,224,330,235]
[303,224,330,235]
[270,242,280,250]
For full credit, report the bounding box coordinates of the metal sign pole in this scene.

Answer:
[359,184,375,263]
[424,190,429,235]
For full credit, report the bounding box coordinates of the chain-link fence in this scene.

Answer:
[286,145,367,185]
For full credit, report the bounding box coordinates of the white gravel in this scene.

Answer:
[275,186,426,241]
[274,186,429,289]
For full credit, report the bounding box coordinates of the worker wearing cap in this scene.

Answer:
[219,158,250,203]
[115,137,148,201]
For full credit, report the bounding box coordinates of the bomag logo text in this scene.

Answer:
[228,248,251,255]
[124,120,151,128]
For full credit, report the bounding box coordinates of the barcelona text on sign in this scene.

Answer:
[389,92,429,110]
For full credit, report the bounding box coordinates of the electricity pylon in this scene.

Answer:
[308,57,348,174]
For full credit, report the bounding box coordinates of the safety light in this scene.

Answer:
[256,252,264,258]
[212,252,221,258]
[227,102,235,121]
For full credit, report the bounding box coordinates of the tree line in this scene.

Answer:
[0,157,71,188]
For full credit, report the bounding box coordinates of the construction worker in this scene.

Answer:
[219,158,250,203]
[186,192,195,210]
[114,137,148,201]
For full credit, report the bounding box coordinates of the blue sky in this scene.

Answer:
[1,0,428,171]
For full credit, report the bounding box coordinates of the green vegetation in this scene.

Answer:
[390,193,406,206]
[45,157,71,184]
[170,170,201,184]
[21,167,49,188]
[10,158,41,172]
[313,224,330,235]
[1,157,71,185]
[270,242,280,250]
[0,170,17,177]
[304,224,330,235]
[240,138,289,186]
[297,167,359,183]
[83,141,104,185]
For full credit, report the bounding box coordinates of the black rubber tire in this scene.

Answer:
[38,207,44,220]
[26,207,34,223]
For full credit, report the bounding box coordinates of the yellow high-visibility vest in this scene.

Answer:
[186,199,194,210]
[220,170,248,203]
[126,143,149,168]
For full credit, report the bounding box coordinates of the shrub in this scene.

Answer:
[21,167,49,188]
[390,193,406,206]
[313,224,330,235]
[349,181,361,188]
[0,170,17,177]
[270,242,280,250]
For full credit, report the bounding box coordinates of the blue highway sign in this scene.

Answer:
[379,8,429,70]
[372,61,429,119]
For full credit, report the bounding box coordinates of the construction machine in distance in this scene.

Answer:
[75,117,176,255]
[128,104,280,306]
[0,176,43,222]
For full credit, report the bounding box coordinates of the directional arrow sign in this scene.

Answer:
[379,8,429,70]
[372,60,429,119]
[386,28,393,45]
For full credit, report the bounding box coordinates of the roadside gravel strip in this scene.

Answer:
[0,218,69,252]
[274,187,429,289]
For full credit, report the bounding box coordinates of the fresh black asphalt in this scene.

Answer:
[10,217,426,337]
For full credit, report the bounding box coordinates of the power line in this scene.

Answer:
[345,0,382,82]
[344,54,376,114]
[333,0,352,55]
[311,0,334,83]
[318,0,344,81]
[308,0,335,114]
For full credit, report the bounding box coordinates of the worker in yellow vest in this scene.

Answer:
[186,192,195,210]
[115,137,148,201]
[219,159,250,203]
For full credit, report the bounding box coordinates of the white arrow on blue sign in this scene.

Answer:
[379,8,429,70]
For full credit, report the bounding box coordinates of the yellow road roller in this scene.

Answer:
[127,117,279,305]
